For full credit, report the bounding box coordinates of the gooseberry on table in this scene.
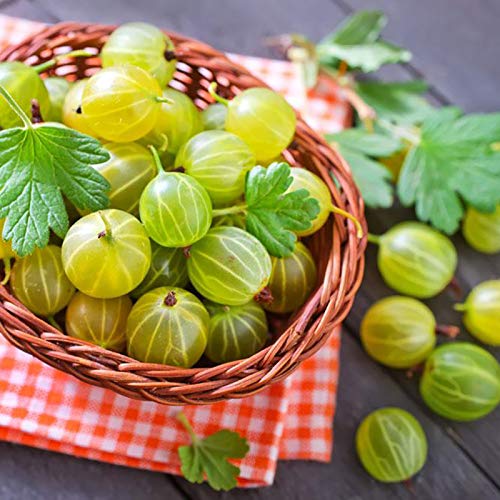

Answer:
[263,241,317,314]
[131,242,189,298]
[368,221,457,299]
[126,287,208,367]
[455,280,500,346]
[44,77,72,123]
[139,147,213,247]
[65,292,132,352]
[356,407,427,483]
[10,245,75,317]
[61,209,151,299]
[462,204,500,254]
[101,21,176,87]
[187,226,272,306]
[204,301,268,363]
[360,296,437,369]
[175,130,256,206]
[420,342,500,421]
[92,142,157,215]
[209,82,296,163]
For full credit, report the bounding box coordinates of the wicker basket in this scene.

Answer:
[0,22,366,405]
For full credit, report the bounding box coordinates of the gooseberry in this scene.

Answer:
[263,241,317,313]
[356,407,427,483]
[204,301,268,363]
[370,222,457,299]
[455,280,500,346]
[11,245,75,317]
[462,205,500,254]
[44,77,71,123]
[66,292,132,352]
[360,296,437,368]
[187,226,272,306]
[420,342,500,421]
[0,219,15,285]
[62,79,97,136]
[126,287,208,367]
[61,209,151,299]
[201,103,227,130]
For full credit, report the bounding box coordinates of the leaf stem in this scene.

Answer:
[212,204,248,218]
[367,233,381,245]
[453,303,467,312]
[176,411,199,443]
[0,84,33,128]
[1,258,12,286]
[208,82,230,106]
[34,49,94,73]
[148,145,165,176]
[329,204,363,238]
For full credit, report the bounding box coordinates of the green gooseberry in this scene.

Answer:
[370,222,457,299]
[126,287,208,367]
[140,148,212,247]
[462,205,500,254]
[420,342,500,421]
[201,103,227,130]
[187,226,272,306]
[131,241,189,298]
[455,280,500,346]
[361,296,437,369]
[356,407,427,483]
[44,77,72,123]
[205,301,268,363]
[263,241,317,314]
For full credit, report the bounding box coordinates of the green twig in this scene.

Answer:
[176,411,199,443]
[34,49,94,73]
[212,204,247,218]
[208,82,230,106]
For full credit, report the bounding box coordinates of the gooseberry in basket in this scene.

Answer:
[462,204,500,254]
[204,301,268,363]
[356,407,427,483]
[175,130,255,207]
[187,226,272,306]
[201,103,227,131]
[66,292,132,352]
[44,76,72,123]
[101,22,176,88]
[420,342,500,421]
[126,287,208,367]
[0,219,15,285]
[369,222,457,299]
[263,241,317,314]
[61,209,151,299]
[62,79,97,137]
[11,245,75,317]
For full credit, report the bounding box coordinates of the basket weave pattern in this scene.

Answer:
[0,22,366,405]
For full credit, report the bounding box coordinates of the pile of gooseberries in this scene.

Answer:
[0,21,342,370]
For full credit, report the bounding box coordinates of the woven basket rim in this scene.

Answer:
[0,21,366,405]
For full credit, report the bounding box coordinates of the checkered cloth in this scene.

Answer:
[0,15,350,487]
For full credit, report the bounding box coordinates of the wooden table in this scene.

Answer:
[0,0,499,498]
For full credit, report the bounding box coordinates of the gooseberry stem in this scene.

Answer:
[148,145,165,175]
[1,258,11,286]
[435,324,460,338]
[33,50,94,73]
[367,233,381,245]
[176,411,199,443]
[453,303,467,312]
[208,82,230,106]
[155,96,174,105]
[328,204,363,238]
[47,315,62,331]
[0,84,32,128]
[212,204,248,218]
[98,211,113,240]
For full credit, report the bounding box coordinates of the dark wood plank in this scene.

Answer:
[172,334,500,499]
[334,0,500,112]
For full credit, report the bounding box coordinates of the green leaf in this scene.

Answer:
[0,124,110,256]
[318,41,411,73]
[244,162,320,257]
[335,144,394,208]
[356,80,433,124]
[327,128,403,157]
[321,10,387,46]
[397,111,500,233]
[177,414,249,492]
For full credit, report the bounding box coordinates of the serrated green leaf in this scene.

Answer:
[327,128,403,157]
[356,80,433,124]
[0,123,110,256]
[321,10,386,46]
[397,111,500,233]
[244,163,320,257]
[178,421,250,492]
[336,145,394,208]
[318,40,411,73]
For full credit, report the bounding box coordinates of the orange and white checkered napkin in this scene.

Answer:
[0,15,350,487]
